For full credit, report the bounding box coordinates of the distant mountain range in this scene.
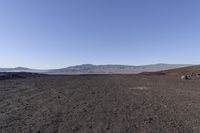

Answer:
[0,67,48,73]
[0,64,193,74]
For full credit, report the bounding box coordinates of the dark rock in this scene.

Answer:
[36,130,41,133]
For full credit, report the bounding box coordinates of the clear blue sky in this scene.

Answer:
[0,0,200,69]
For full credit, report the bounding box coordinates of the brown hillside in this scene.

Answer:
[160,65,200,75]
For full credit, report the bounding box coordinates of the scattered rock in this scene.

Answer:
[144,117,153,124]
[88,124,93,129]
[181,73,200,80]
[72,126,80,132]
[181,75,186,80]
[36,130,41,133]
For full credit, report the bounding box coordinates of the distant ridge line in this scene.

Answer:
[0,64,192,74]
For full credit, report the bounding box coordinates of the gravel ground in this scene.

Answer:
[1,74,200,133]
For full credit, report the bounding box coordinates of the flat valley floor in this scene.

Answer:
[1,74,200,133]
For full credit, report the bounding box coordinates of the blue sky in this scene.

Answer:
[0,0,200,69]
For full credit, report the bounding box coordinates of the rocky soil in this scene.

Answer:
[1,74,200,133]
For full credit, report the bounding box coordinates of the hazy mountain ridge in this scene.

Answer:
[46,64,192,74]
[0,67,47,73]
[0,64,192,74]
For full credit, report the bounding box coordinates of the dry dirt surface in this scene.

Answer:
[1,74,200,133]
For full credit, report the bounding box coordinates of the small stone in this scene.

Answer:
[36,130,41,133]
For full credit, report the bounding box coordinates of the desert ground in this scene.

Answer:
[1,70,200,132]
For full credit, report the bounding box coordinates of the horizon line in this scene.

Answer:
[0,63,195,70]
